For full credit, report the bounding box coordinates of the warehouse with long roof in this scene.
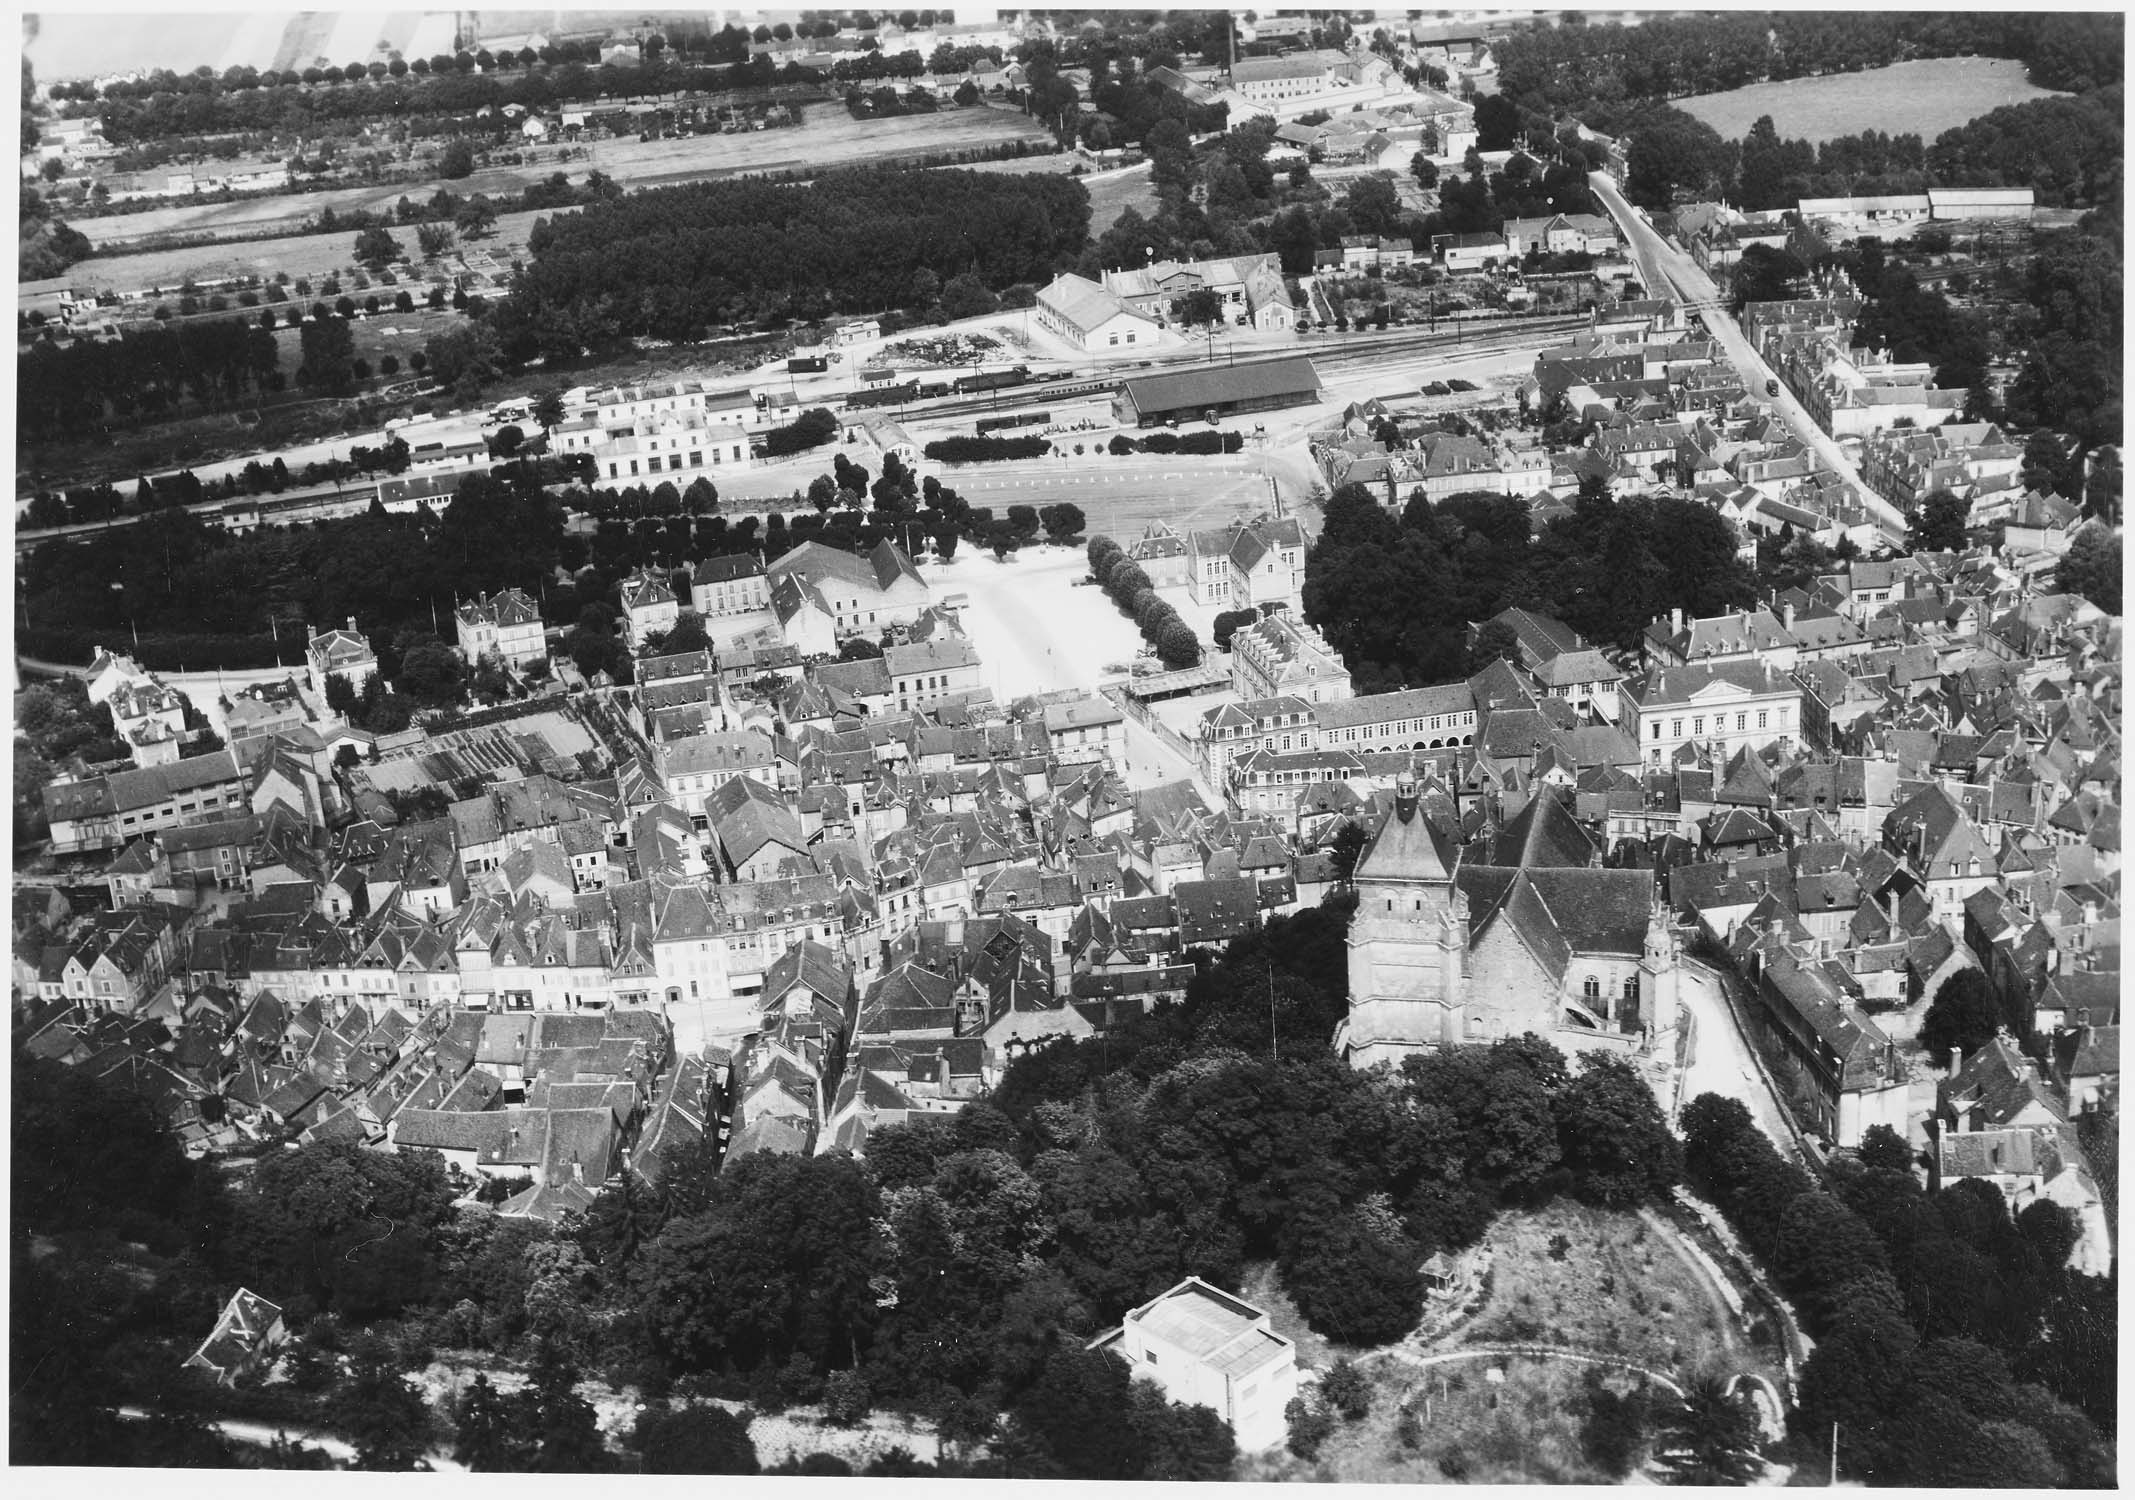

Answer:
[1112,355,1323,428]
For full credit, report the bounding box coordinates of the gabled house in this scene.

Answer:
[305,618,377,700]
[183,1288,288,1385]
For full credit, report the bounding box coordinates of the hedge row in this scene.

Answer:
[19,627,286,673]
[1106,430,1246,457]
[922,434,1050,464]
[1086,534,1201,670]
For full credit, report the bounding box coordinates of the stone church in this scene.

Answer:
[1337,779,1682,1070]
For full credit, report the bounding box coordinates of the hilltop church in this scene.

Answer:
[1337,780,1683,1071]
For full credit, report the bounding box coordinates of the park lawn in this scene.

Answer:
[1452,1199,1744,1381]
[1678,55,2065,145]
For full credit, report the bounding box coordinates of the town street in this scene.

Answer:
[1677,959,1797,1154]
[1585,170,1912,543]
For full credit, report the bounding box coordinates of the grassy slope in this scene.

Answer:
[1239,1199,1780,1483]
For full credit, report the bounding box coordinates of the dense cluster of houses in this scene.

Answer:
[1128,551,2115,1270]
[19,518,1384,1218]
[1310,290,2021,551]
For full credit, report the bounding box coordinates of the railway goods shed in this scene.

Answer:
[1113,355,1324,429]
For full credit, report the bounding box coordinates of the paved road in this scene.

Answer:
[1586,172,1909,543]
[716,450,1279,540]
[116,1403,466,1471]
[1677,960,1796,1152]
[1680,957,1813,1166]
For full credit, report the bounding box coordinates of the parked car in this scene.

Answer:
[1765,378,1780,397]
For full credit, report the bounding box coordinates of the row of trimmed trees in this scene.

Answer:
[1086,534,1201,669]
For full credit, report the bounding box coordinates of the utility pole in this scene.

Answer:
[1829,1422,1838,1485]
[1268,957,1278,1061]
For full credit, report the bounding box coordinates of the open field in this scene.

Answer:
[1451,1199,1748,1376]
[935,543,1147,702]
[68,106,1058,254]
[266,306,467,374]
[71,219,541,301]
[1084,165,1161,234]
[1678,56,2065,145]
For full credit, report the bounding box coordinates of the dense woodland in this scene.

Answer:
[492,168,1091,355]
[19,315,283,444]
[1684,1098,2114,1484]
[1302,480,1755,694]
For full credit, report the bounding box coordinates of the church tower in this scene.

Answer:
[1637,901,1682,1046]
[1339,777,1468,1069]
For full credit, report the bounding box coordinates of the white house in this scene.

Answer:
[1621,660,1803,766]
[1035,272,1163,353]
[455,588,547,668]
[1043,695,1126,767]
[1090,1277,1301,1453]
[618,570,680,651]
[692,554,771,618]
[305,618,377,700]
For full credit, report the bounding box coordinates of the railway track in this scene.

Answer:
[17,316,1590,557]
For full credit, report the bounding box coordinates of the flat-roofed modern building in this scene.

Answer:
[1089,1276,1301,1452]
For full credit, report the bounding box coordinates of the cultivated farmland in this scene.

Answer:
[1678,55,2065,145]
[68,106,1059,254]
[69,215,547,303]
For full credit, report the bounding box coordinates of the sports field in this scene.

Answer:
[1678,56,2064,145]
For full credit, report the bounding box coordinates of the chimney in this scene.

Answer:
[1670,606,1684,635]
[1783,601,1796,632]
[347,617,357,633]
